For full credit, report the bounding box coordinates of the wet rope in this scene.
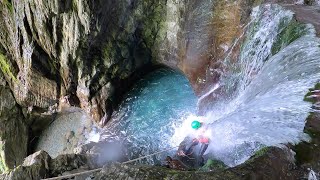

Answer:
[41,146,179,180]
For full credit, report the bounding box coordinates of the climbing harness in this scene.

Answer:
[41,145,179,180]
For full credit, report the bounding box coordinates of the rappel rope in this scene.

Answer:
[42,146,179,180]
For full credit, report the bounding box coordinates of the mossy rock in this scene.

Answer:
[3,0,13,14]
[0,53,17,82]
[253,146,270,158]
[198,159,228,172]
[271,19,309,55]
[244,146,270,164]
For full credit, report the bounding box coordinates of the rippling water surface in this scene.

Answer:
[100,68,197,164]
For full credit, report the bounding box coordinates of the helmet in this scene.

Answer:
[191,120,201,129]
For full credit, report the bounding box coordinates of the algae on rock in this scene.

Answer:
[271,19,312,55]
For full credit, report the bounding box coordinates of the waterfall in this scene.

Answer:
[98,4,320,167]
[185,4,320,166]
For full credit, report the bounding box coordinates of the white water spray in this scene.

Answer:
[172,4,320,166]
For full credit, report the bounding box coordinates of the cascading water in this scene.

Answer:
[98,4,320,167]
[172,4,320,166]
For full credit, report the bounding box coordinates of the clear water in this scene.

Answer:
[100,68,197,164]
[99,4,320,167]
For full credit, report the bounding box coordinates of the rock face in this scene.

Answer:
[163,0,259,95]
[0,71,28,172]
[0,0,281,123]
[0,0,320,178]
[0,151,98,180]
[293,84,320,178]
[0,0,168,124]
[282,4,320,35]
[0,0,169,170]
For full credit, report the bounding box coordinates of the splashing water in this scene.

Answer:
[174,4,320,166]
[99,4,320,167]
[100,68,197,164]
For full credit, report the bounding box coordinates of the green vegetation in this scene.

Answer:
[0,53,17,82]
[271,20,309,55]
[2,0,13,14]
[253,146,269,158]
[199,159,227,172]
[245,146,270,163]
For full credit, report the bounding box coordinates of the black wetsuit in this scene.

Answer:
[177,136,209,168]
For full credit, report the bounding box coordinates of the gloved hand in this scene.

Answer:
[177,150,186,156]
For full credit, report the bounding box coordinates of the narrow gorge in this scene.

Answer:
[0,0,320,179]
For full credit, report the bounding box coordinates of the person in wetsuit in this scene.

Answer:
[176,120,209,168]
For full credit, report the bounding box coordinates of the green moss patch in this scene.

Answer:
[0,53,17,82]
[253,146,269,158]
[271,20,309,55]
[2,0,13,14]
[198,159,227,172]
[245,146,270,163]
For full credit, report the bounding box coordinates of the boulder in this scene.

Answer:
[35,107,99,158]
[0,151,98,180]
[0,151,50,180]
[49,153,98,177]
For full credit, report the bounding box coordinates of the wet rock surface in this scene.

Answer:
[0,144,316,179]
[292,84,320,179]
[0,72,28,171]
[0,151,99,180]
